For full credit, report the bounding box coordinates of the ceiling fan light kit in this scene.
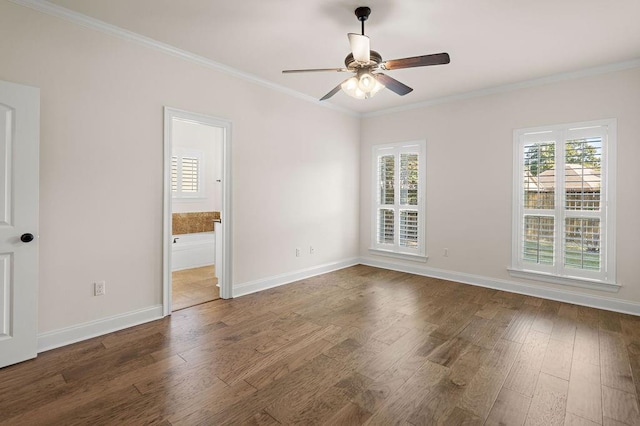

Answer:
[282,6,450,101]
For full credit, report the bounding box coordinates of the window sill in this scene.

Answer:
[172,196,207,201]
[369,248,428,263]
[507,268,620,293]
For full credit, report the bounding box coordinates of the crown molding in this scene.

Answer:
[8,0,359,117]
[9,0,640,119]
[363,58,640,118]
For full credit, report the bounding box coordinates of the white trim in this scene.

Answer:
[363,59,640,118]
[163,107,233,316]
[507,268,620,292]
[37,305,163,353]
[359,256,640,316]
[232,258,360,298]
[8,0,357,118]
[368,248,428,263]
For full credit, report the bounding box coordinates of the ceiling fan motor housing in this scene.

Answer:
[345,50,382,70]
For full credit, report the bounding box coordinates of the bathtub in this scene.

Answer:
[171,231,215,271]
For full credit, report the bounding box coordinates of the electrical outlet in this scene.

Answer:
[310,246,315,255]
[295,248,300,257]
[444,248,449,257]
[94,281,106,296]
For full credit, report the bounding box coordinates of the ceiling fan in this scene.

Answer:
[282,6,450,101]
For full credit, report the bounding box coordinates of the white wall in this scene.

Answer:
[0,1,360,334]
[360,67,640,305]
[1,0,638,343]
[172,119,222,213]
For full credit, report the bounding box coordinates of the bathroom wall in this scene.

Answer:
[172,211,220,235]
[171,118,223,214]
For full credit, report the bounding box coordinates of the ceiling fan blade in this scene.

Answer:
[348,33,370,63]
[282,68,348,73]
[320,77,353,101]
[382,52,450,70]
[375,73,413,96]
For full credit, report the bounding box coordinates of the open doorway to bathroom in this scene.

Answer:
[163,108,232,315]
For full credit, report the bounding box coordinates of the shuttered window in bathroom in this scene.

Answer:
[171,149,204,199]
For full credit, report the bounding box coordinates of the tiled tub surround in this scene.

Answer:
[172,211,220,235]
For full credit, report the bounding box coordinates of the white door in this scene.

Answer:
[0,80,40,368]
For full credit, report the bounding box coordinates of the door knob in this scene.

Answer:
[20,233,34,243]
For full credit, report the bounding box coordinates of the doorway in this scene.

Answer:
[163,108,232,315]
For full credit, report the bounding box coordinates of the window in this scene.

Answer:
[371,141,426,260]
[171,148,204,199]
[511,119,617,289]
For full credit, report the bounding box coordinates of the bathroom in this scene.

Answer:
[171,118,223,310]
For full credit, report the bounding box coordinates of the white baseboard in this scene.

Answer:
[360,256,640,316]
[35,257,639,354]
[233,258,360,298]
[37,305,164,353]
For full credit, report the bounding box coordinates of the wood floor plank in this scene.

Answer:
[325,401,372,425]
[541,338,574,381]
[531,300,561,334]
[524,372,569,426]
[364,360,448,425]
[601,385,640,426]
[565,360,602,424]
[503,304,538,343]
[485,387,532,426]
[1,266,639,425]
[459,339,521,419]
[600,330,636,394]
[574,323,600,366]
[504,329,551,397]
[564,412,601,425]
[551,316,577,344]
[243,329,337,390]
[438,406,484,425]
[200,354,347,425]
[599,310,623,333]
[269,372,371,424]
[407,344,488,424]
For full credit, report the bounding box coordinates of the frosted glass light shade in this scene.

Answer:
[341,73,384,99]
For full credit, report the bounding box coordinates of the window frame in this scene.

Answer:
[510,119,618,291]
[171,147,205,200]
[370,140,427,261]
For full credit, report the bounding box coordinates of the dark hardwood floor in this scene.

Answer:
[1,265,639,425]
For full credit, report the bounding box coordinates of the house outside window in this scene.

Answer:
[510,119,617,290]
[370,140,426,260]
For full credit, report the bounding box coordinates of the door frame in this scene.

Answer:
[162,107,232,316]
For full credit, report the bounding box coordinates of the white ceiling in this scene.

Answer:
[46,0,640,114]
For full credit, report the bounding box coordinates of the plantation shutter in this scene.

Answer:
[171,156,178,192]
[171,149,204,198]
[513,120,614,287]
[180,157,199,193]
[372,142,425,257]
[562,128,604,274]
[521,135,557,271]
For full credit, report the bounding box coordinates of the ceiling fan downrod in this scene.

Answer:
[355,6,371,35]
